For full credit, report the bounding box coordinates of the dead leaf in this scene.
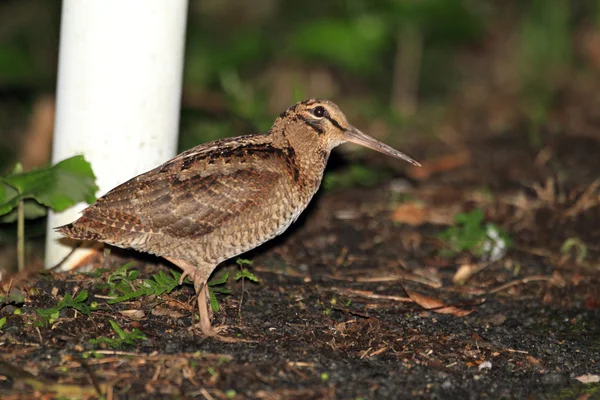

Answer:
[119,309,145,320]
[575,374,600,384]
[404,289,474,317]
[392,202,457,226]
[392,203,428,225]
[526,355,542,367]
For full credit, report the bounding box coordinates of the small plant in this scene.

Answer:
[36,290,91,324]
[235,258,258,315]
[208,272,232,313]
[89,320,147,348]
[0,156,97,271]
[439,209,512,261]
[235,258,258,283]
[100,263,182,304]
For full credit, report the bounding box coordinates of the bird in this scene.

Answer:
[57,99,420,340]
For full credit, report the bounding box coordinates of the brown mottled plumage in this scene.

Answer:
[57,99,419,340]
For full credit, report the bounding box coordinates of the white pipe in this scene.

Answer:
[45,0,188,270]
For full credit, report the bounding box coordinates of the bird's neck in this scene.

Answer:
[269,125,331,195]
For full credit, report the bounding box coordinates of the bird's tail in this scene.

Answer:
[55,218,102,241]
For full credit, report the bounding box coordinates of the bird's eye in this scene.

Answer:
[312,106,328,118]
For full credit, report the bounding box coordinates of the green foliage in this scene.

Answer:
[289,17,388,75]
[235,258,259,283]
[0,316,6,330]
[36,290,91,324]
[89,320,147,348]
[235,258,252,267]
[81,351,105,359]
[236,268,259,283]
[99,263,182,304]
[184,27,268,89]
[206,259,259,314]
[518,0,571,147]
[0,289,26,306]
[323,165,390,191]
[208,272,232,313]
[439,209,512,259]
[219,69,272,132]
[0,156,97,218]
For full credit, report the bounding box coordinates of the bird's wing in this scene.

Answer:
[79,157,285,240]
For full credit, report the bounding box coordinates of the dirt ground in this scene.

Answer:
[1,129,600,399]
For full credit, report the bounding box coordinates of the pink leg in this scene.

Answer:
[165,257,215,336]
[165,257,249,342]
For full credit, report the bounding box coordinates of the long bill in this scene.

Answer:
[344,126,421,167]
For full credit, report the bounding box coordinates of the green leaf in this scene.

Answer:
[0,316,6,330]
[35,289,91,318]
[0,182,18,216]
[109,320,127,340]
[235,268,259,283]
[208,272,229,287]
[0,155,98,216]
[209,288,220,313]
[210,287,232,294]
[89,320,147,348]
[73,290,88,304]
[438,209,512,259]
[106,264,180,304]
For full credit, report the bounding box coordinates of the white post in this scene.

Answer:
[45,0,188,270]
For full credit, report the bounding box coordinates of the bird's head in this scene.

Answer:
[275,99,420,166]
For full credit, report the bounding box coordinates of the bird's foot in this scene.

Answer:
[165,257,252,342]
[194,282,253,343]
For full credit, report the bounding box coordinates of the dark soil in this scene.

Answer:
[2,132,600,399]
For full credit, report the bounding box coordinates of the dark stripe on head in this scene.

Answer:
[296,114,325,134]
[326,116,345,131]
[301,98,319,106]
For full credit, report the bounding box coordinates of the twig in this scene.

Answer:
[200,388,215,400]
[329,287,412,302]
[355,274,442,288]
[487,275,551,294]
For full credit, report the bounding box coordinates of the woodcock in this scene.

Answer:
[58,99,420,340]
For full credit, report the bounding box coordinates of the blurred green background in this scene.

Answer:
[2,0,599,174]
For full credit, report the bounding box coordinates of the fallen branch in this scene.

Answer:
[487,275,551,294]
